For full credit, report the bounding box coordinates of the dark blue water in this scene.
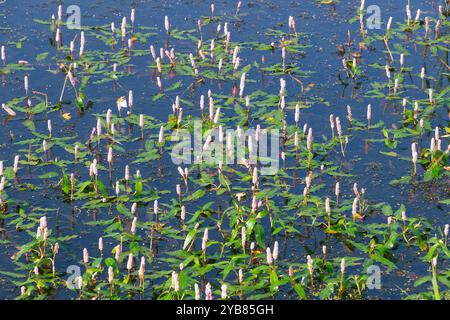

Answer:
[0,0,448,299]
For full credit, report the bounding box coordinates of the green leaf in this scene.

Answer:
[36,52,49,61]
[61,174,70,195]
[381,204,393,216]
[269,270,279,292]
[39,171,58,179]
[135,181,143,197]
[183,229,197,250]
[254,223,265,248]
[293,283,307,299]
[369,253,397,269]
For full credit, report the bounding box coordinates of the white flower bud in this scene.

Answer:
[164,16,170,33]
[83,248,89,264]
[98,237,103,252]
[126,253,134,271]
[108,266,114,284]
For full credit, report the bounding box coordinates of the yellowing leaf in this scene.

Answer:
[62,112,71,120]
[305,83,315,92]
[325,228,339,234]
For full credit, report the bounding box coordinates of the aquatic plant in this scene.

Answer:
[0,0,448,301]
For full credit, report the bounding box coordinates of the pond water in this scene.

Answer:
[0,0,448,300]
